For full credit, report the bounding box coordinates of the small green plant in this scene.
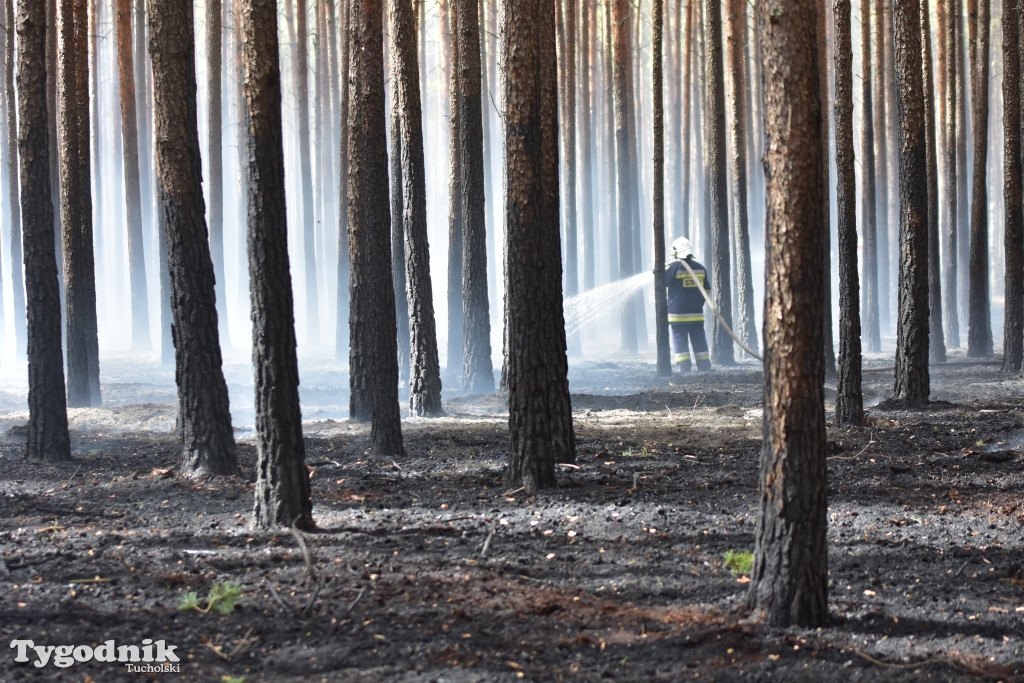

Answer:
[178,581,243,615]
[621,446,653,458]
[723,550,754,576]
[221,677,246,683]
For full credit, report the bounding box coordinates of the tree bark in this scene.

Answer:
[653,0,670,376]
[612,0,637,353]
[241,0,314,530]
[207,0,229,349]
[873,0,891,338]
[921,0,945,363]
[834,0,863,425]
[4,0,26,356]
[502,0,575,490]
[347,0,404,455]
[817,0,836,380]
[453,0,493,395]
[442,0,464,380]
[703,0,734,365]
[335,0,350,360]
[389,28,411,386]
[295,0,319,346]
[16,0,72,461]
[58,0,101,407]
[389,0,442,417]
[747,0,828,628]
[726,0,757,357]
[149,0,238,478]
[1001,0,1023,374]
[679,0,693,239]
[966,0,991,357]
[861,0,881,353]
[940,0,960,347]
[116,0,151,352]
[891,0,931,405]
[579,0,595,292]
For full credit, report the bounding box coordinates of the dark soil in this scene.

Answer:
[1,355,1023,682]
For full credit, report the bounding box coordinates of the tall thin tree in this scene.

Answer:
[1000,0,1023,374]
[940,0,960,347]
[860,0,881,353]
[149,0,238,477]
[16,0,72,461]
[295,0,318,346]
[612,0,638,353]
[747,0,828,627]
[653,0,670,376]
[335,0,351,360]
[241,0,313,530]
[4,0,25,356]
[966,0,991,357]
[891,0,930,405]
[921,0,945,363]
[347,0,404,455]
[207,0,229,348]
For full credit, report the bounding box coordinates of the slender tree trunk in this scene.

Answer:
[17,0,72,461]
[940,0,961,347]
[921,0,945,363]
[603,0,616,285]
[1001,0,1023,374]
[502,0,575,490]
[241,0,313,530]
[703,0,734,365]
[115,0,151,352]
[561,0,578,301]
[834,0,863,425]
[46,0,62,297]
[612,0,637,353]
[389,0,442,417]
[335,0,350,360]
[442,0,464,379]
[579,0,595,292]
[653,0,669,376]
[389,28,411,386]
[4,0,26,356]
[966,0,991,357]
[861,0,881,352]
[207,0,229,348]
[679,0,693,238]
[873,0,891,338]
[955,0,969,340]
[347,0,404,455]
[747,0,828,628]
[453,0,493,395]
[726,0,756,357]
[58,0,102,407]
[892,0,931,405]
[149,0,238,477]
[292,0,318,346]
[818,1,836,380]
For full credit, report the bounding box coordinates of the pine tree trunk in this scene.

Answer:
[873,0,891,338]
[561,0,578,301]
[115,0,151,352]
[453,0,493,395]
[388,32,411,386]
[748,0,828,628]
[955,0,969,341]
[241,0,314,531]
[335,0,351,360]
[818,2,836,379]
[389,0,442,417]
[149,0,238,478]
[966,0,992,357]
[58,0,102,407]
[653,0,670,376]
[46,0,62,296]
[861,0,881,352]
[921,0,946,363]
[612,0,637,353]
[579,0,595,292]
[726,0,757,357]
[347,0,404,456]
[703,0,734,365]
[4,0,25,356]
[16,0,72,461]
[892,0,931,405]
[834,0,863,425]
[1000,0,1023,374]
[207,0,229,349]
[940,0,961,347]
[502,0,575,491]
[294,0,319,346]
[679,0,693,238]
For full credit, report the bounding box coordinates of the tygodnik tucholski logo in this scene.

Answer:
[10,638,181,673]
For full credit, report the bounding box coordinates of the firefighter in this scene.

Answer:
[665,237,711,372]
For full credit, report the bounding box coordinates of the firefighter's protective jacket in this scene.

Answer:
[665,257,709,323]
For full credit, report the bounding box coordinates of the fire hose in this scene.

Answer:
[673,258,763,362]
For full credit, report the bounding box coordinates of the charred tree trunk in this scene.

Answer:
[891,0,931,405]
[17,0,72,461]
[558,0,578,302]
[861,0,881,352]
[4,0,26,356]
[726,0,757,357]
[453,0,493,395]
[389,35,411,386]
[116,0,151,352]
[46,0,62,297]
[834,0,863,425]
[346,0,404,455]
[966,0,991,357]
[241,0,314,530]
[703,0,734,365]
[653,0,670,376]
[57,0,101,407]
[502,0,575,490]
[1001,0,1023,374]
[389,0,442,417]
[149,0,238,477]
[335,0,350,360]
[921,0,945,363]
[747,0,828,628]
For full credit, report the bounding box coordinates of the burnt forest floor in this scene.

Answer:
[1,351,1023,682]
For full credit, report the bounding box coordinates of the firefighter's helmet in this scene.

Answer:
[671,237,694,259]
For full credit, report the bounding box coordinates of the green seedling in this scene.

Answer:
[723,549,754,576]
[620,446,654,458]
[178,581,243,615]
